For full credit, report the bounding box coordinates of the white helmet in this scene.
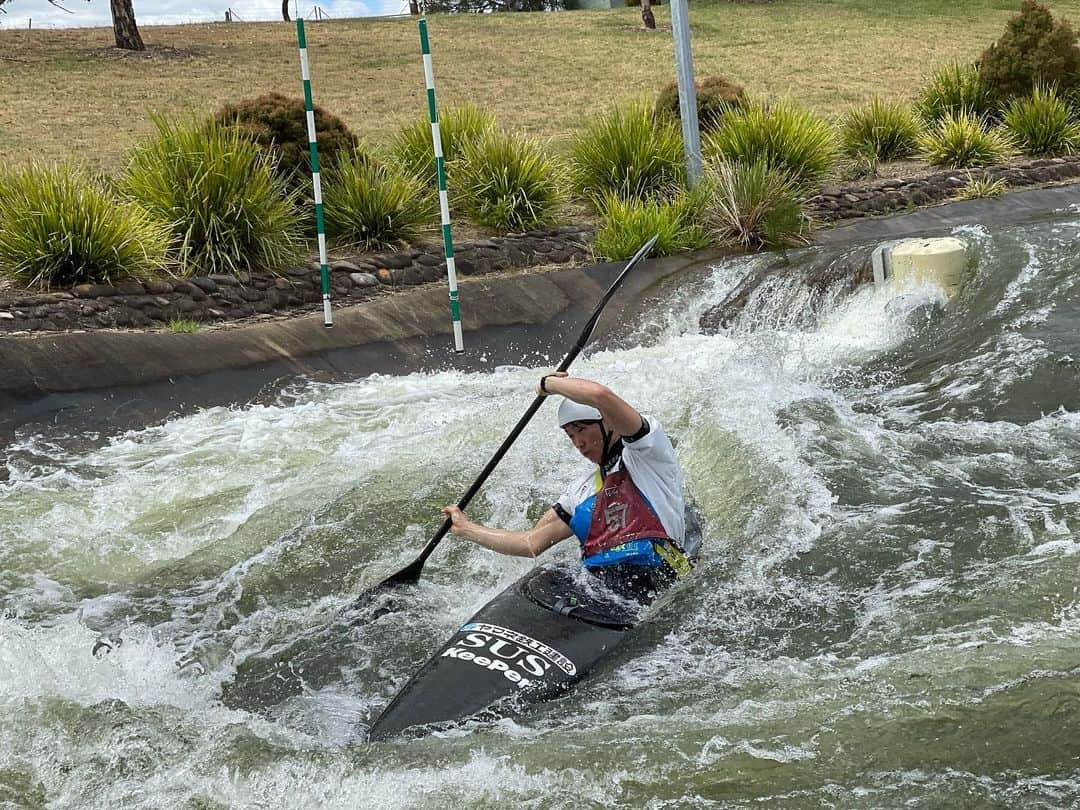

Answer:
[557,398,603,428]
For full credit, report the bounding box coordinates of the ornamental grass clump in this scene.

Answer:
[592,190,708,260]
[322,150,437,249]
[701,158,809,249]
[917,62,999,125]
[570,100,686,201]
[1002,85,1080,156]
[704,99,837,190]
[391,103,496,187]
[839,97,922,161]
[455,131,565,232]
[918,110,1016,168]
[0,165,170,289]
[121,117,304,276]
[955,171,1009,200]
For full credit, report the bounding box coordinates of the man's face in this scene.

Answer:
[563,421,604,464]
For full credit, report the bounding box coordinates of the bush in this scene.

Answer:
[704,99,837,189]
[0,165,170,289]
[917,62,998,124]
[391,103,496,187]
[955,172,1009,199]
[455,131,565,232]
[839,97,921,161]
[322,149,438,249]
[917,110,1016,168]
[1002,84,1080,155]
[214,92,358,182]
[122,116,305,276]
[655,75,748,133]
[701,158,808,249]
[569,99,686,200]
[980,0,1080,99]
[592,190,709,260]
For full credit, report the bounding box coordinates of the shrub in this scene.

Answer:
[0,165,170,289]
[980,0,1080,99]
[569,99,686,200]
[917,62,998,124]
[592,190,709,260]
[391,103,495,187]
[701,158,809,249]
[1002,84,1080,155]
[214,92,358,182]
[322,149,437,248]
[455,131,565,232]
[655,75,748,133]
[917,110,1016,168]
[955,172,1009,199]
[122,116,305,276]
[704,99,837,189]
[839,97,921,161]
[836,142,879,181]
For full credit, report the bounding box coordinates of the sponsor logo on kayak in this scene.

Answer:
[439,622,577,689]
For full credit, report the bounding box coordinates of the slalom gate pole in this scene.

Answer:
[296,18,333,328]
[419,17,464,353]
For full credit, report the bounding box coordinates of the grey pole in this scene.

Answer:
[670,0,702,184]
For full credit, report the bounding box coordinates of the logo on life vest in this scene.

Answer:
[440,622,577,690]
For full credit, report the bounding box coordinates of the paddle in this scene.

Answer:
[353,234,660,607]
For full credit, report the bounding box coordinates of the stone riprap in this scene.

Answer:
[0,225,591,333]
[808,156,1080,222]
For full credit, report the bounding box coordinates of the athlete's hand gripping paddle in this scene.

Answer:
[352,235,660,608]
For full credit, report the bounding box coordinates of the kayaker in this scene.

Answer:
[442,372,693,604]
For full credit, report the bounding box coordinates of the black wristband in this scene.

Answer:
[540,374,554,394]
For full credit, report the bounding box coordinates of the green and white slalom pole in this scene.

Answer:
[296,18,333,328]
[419,17,464,353]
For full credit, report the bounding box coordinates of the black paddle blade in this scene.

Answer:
[350,557,424,613]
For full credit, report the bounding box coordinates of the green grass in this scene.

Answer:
[704,99,837,189]
[839,97,922,161]
[455,130,566,231]
[1002,85,1080,156]
[7,1,1071,172]
[592,190,709,260]
[166,317,202,333]
[570,99,686,201]
[322,150,439,249]
[120,116,305,276]
[918,109,1016,168]
[0,164,171,289]
[701,158,809,248]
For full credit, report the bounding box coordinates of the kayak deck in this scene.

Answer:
[366,564,638,740]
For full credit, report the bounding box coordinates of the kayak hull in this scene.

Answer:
[366,565,635,740]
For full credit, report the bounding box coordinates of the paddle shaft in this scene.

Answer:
[372,235,660,590]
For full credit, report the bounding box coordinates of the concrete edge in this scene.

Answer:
[0,249,728,437]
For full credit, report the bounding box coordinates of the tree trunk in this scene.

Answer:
[640,0,656,30]
[409,0,420,13]
[282,0,290,20]
[110,0,144,51]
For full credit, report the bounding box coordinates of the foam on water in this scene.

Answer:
[4,219,1080,806]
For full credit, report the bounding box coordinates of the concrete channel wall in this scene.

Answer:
[0,251,727,437]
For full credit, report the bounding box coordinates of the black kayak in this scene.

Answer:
[366,564,643,740]
[366,511,701,740]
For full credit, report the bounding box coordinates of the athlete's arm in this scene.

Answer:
[442,506,572,558]
[538,373,645,437]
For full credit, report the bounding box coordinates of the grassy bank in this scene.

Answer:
[4,0,1079,170]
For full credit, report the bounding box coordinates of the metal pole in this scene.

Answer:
[419,17,464,353]
[296,18,333,327]
[670,0,702,184]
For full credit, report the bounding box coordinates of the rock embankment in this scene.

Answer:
[0,226,591,334]
[807,156,1080,222]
